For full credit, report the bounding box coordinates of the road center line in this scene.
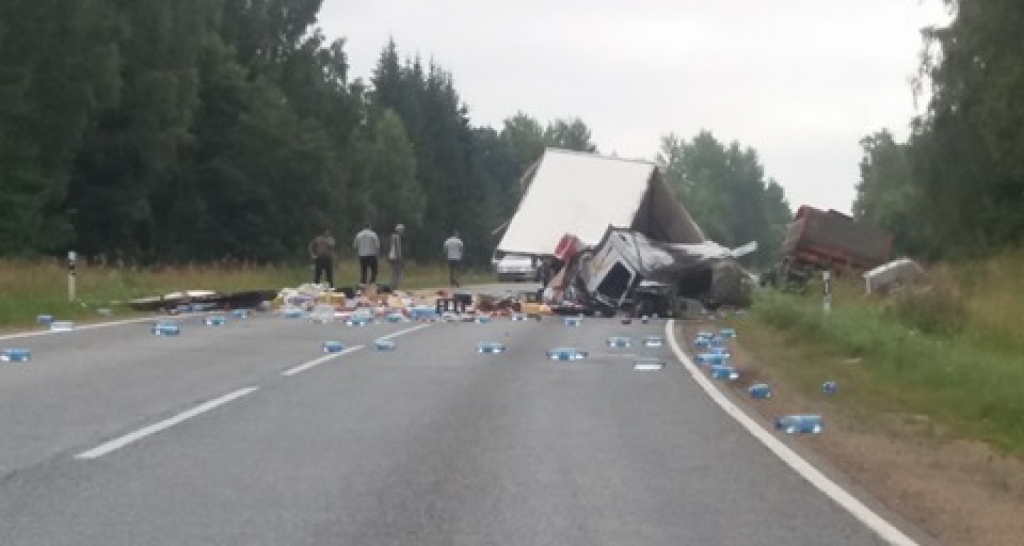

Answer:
[75,386,259,460]
[665,320,918,546]
[280,323,431,377]
[375,323,432,340]
[281,345,364,377]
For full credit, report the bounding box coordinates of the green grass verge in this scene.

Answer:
[0,259,493,329]
[735,268,1024,455]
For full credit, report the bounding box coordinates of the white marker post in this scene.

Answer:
[822,269,832,314]
[68,250,77,302]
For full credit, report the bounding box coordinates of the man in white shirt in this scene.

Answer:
[353,224,380,286]
[443,230,464,288]
[387,224,406,290]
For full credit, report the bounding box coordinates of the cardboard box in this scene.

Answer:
[521,302,552,315]
[327,293,346,307]
[387,295,405,309]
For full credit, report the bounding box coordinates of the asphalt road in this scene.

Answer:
[0,287,893,545]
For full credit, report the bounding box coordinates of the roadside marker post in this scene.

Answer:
[68,250,77,302]
[822,269,831,314]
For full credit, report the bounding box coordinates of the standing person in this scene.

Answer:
[353,223,380,286]
[387,224,406,290]
[538,256,553,286]
[443,230,464,287]
[307,228,336,288]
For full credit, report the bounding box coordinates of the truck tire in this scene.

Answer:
[634,299,653,319]
[670,296,686,318]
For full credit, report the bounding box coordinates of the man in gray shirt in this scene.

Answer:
[353,224,380,286]
[443,230,464,288]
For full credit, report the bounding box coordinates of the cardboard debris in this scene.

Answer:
[268,282,560,323]
[128,289,277,312]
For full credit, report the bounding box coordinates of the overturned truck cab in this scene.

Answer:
[572,226,755,317]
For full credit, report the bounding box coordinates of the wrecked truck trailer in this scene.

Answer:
[564,226,755,317]
[491,148,753,316]
[770,206,892,290]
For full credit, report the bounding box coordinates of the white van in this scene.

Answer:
[493,255,539,282]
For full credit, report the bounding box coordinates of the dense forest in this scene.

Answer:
[1,0,792,267]
[854,0,1024,259]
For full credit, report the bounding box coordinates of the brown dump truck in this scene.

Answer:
[769,206,892,289]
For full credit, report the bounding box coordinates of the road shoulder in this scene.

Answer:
[672,318,1024,546]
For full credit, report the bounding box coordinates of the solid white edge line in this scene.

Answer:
[665,320,918,546]
[375,323,432,341]
[282,345,364,377]
[0,316,163,341]
[75,386,259,460]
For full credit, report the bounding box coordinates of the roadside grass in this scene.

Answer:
[953,249,1024,355]
[0,259,492,329]
[733,252,1024,455]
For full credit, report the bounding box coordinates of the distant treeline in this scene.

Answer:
[854,1,1024,259]
[0,0,794,267]
[657,132,793,267]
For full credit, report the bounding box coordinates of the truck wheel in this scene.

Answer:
[670,296,686,318]
[633,298,653,318]
[702,297,721,311]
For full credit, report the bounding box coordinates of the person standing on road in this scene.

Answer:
[443,230,464,288]
[387,224,406,290]
[538,256,553,286]
[353,224,380,286]
[308,228,336,288]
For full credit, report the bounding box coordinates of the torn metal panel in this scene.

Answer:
[585,227,749,283]
[630,173,706,244]
[863,258,925,295]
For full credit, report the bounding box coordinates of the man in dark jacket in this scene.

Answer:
[308,228,336,288]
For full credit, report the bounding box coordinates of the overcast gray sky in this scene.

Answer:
[319,0,949,214]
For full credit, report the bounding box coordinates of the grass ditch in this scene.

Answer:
[730,251,1024,456]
